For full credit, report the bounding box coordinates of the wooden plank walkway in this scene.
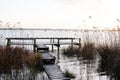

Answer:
[38,45,70,80]
[43,64,70,80]
[41,53,55,60]
[36,44,49,52]
[41,53,55,64]
[40,52,70,80]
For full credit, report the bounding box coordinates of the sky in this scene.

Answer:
[0,0,120,29]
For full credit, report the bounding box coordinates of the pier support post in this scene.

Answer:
[79,38,81,48]
[51,38,54,52]
[7,39,11,46]
[33,39,36,53]
[71,39,73,48]
[57,39,60,60]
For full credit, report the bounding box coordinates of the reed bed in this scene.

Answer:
[0,46,26,73]
[62,46,81,58]
[26,53,44,73]
[62,41,96,60]
[0,46,43,80]
[81,42,96,60]
[97,44,120,79]
[62,30,120,79]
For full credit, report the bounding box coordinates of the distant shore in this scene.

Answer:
[0,27,118,31]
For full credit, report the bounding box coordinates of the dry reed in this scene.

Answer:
[0,46,43,74]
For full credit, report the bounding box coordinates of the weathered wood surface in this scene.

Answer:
[36,44,49,52]
[41,53,55,64]
[9,42,80,45]
[41,52,70,79]
[6,37,81,46]
[41,53,55,60]
[6,37,79,40]
[43,64,70,80]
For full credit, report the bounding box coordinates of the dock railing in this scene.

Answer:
[6,37,81,59]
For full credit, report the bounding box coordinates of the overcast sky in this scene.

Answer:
[0,0,120,29]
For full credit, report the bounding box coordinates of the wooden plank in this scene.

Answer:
[6,37,78,39]
[43,64,70,80]
[36,44,48,49]
[41,53,55,60]
[10,42,80,46]
[37,42,80,45]
[36,44,49,52]
[41,53,55,64]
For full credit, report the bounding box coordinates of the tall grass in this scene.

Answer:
[0,46,27,73]
[0,46,43,74]
[62,41,96,60]
[62,46,81,58]
[62,30,120,79]
[81,42,96,60]
[97,44,120,79]
[26,53,44,73]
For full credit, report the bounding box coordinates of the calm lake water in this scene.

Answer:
[0,28,119,45]
[0,28,119,80]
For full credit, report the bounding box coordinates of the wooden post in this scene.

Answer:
[57,38,60,60]
[7,39,11,46]
[79,38,81,48]
[71,39,73,48]
[50,38,54,52]
[33,39,36,53]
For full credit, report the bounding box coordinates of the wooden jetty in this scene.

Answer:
[6,37,81,59]
[6,37,78,80]
[36,43,71,80]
